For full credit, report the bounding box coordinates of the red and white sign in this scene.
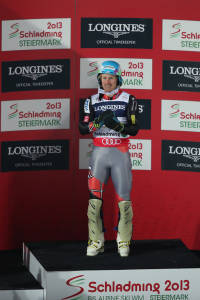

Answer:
[25,243,200,300]
[47,269,200,300]
[2,18,71,51]
[129,139,152,170]
[162,19,200,52]
[80,58,152,89]
[161,99,200,132]
[1,98,70,131]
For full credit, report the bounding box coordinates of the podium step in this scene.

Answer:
[24,239,200,270]
[23,239,200,300]
[0,249,43,300]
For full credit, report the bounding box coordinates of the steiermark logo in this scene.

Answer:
[170,23,181,38]
[62,275,85,300]
[9,23,20,39]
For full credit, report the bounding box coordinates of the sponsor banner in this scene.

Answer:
[80,58,152,89]
[1,140,69,172]
[162,19,200,52]
[2,59,70,92]
[79,139,151,170]
[137,99,151,130]
[46,268,200,300]
[2,18,71,51]
[162,140,200,172]
[79,139,94,170]
[161,100,200,133]
[129,139,151,170]
[81,18,153,49]
[1,98,70,132]
[163,60,200,92]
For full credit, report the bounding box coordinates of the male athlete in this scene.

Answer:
[79,60,139,257]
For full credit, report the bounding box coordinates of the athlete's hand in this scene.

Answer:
[88,117,104,132]
[104,117,125,132]
[99,110,115,123]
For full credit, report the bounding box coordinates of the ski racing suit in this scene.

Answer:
[79,89,139,243]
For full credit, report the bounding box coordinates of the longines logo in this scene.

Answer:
[1,140,69,172]
[162,140,200,172]
[169,66,200,82]
[2,59,70,92]
[7,145,62,160]
[168,145,200,162]
[8,64,63,80]
[81,18,152,49]
[163,60,200,92]
[88,23,145,38]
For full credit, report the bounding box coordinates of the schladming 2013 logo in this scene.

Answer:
[170,23,181,38]
[9,23,20,38]
[169,103,180,118]
[62,275,85,300]
[87,61,99,77]
[8,103,18,119]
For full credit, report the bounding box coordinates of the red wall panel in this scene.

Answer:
[74,0,200,250]
[0,0,76,249]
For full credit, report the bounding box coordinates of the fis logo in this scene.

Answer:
[170,23,181,38]
[8,104,18,119]
[62,275,85,300]
[169,103,180,118]
[87,61,99,77]
[9,23,20,39]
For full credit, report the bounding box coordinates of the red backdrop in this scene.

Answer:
[0,0,200,250]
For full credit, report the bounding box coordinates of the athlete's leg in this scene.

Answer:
[117,200,133,256]
[110,148,132,201]
[87,147,110,256]
[110,148,133,256]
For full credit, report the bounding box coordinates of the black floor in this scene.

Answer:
[25,239,200,271]
[0,249,43,290]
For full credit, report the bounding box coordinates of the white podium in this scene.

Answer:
[23,239,200,300]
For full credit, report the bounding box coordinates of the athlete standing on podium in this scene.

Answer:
[79,60,139,257]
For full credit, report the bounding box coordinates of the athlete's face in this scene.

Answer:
[101,74,118,92]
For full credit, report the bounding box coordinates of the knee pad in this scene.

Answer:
[118,201,133,241]
[88,170,104,200]
[87,198,104,241]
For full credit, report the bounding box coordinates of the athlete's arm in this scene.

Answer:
[79,98,92,134]
[122,96,140,136]
[79,98,103,134]
[101,96,140,136]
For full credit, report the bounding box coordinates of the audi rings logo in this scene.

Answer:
[102,138,121,146]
